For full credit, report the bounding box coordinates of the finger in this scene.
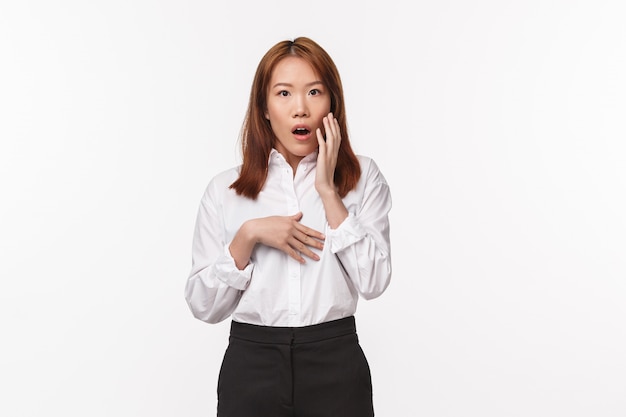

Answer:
[287,237,320,262]
[294,223,326,241]
[321,118,335,157]
[332,117,341,146]
[299,244,320,261]
[316,127,326,149]
[283,240,306,263]
[287,248,306,264]
[322,115,332,142]
[327,114,341,150]
[323,114,341,155]
[298,230,325,250]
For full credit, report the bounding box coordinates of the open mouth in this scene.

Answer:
[292,127,311,135]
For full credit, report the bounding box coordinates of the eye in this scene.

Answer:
[309,89,321,96]
[279,90,290,97]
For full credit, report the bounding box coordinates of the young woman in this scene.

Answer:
[185,36,392,417]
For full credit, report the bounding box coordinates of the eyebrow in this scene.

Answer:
[270,81,324,89]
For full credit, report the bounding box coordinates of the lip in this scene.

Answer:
[291,123,313,142]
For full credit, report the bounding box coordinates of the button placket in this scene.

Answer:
[280,160,301,325]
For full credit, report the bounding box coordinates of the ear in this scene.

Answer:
[264,110,270,120]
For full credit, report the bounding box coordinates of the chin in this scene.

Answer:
[292,143,317,155]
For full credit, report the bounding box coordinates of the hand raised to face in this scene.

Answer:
[315,112,341,196]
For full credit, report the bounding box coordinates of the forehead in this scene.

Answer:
[270,56,320,83]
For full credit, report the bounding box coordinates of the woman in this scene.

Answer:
[185,36,392,417]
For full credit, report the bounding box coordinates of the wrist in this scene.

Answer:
[318,189,348,229]
[316,185,338,199]
[241,219,259,244]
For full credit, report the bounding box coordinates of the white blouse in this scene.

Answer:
[185,149,392,327]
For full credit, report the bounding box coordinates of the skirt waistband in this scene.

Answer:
[229,316,357,345]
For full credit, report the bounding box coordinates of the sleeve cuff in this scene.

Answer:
[214,244,253,290]
[325,213,367,253]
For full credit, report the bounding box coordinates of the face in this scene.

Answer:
[265,56,331,170]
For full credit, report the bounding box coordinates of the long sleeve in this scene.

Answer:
[325,158,392,300]
[184,179,253,324]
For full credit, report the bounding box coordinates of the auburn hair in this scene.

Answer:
[229,37,361,199]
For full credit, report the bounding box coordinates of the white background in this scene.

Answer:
[1,1,625,416]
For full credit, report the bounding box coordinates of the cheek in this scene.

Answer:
[319,98,332,115]
[265,102,278,121]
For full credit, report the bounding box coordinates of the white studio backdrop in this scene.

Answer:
[1,1,625,416]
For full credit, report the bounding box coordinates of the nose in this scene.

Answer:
[292,95,309,118]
